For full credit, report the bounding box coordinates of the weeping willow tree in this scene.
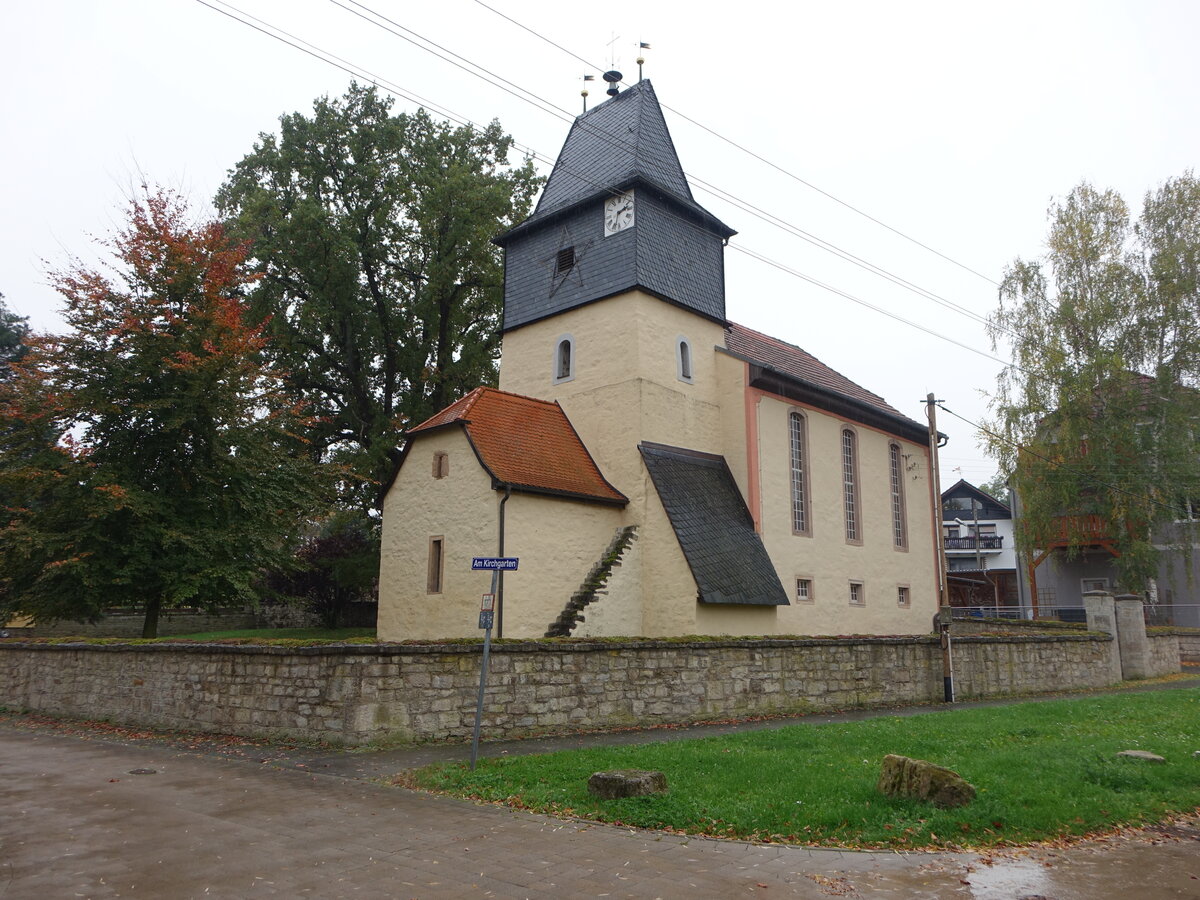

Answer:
[986,173,1200,591]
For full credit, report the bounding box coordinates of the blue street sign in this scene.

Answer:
[471,557,519,571]
[478,610,495,630]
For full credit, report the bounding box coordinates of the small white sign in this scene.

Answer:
[480,593,495,612]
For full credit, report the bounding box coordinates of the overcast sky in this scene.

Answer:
[4,0,1199,487]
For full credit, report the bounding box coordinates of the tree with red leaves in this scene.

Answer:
[0,188,327,637]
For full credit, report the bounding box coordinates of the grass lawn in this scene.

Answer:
[408,688,1200,850]
[164,626,376,642]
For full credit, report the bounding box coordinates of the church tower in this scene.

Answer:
[495,79,734,332]
[496,79,736,493]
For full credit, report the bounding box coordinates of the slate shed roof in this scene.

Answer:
[408,387,627,506]
[640,442,789,606]
[497,79,734,244]
[724,322,931,444]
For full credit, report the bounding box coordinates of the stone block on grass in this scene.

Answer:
[587,769,668,799]
[1117,750,1166,763]
[877,754,975,809]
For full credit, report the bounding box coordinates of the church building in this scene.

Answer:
[379,79,940,640]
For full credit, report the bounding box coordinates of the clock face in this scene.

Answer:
[604,189,635,235]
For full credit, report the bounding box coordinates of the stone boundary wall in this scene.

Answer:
[0,633,1134,746]
[1148,633,1183,676]
[1168,631,1200,663]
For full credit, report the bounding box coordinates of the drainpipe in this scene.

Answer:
[497,485,511,639]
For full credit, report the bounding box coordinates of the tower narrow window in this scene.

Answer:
[842,429,859,542]
[432,451,449,479]
[427,536,444,594]
[889,443,907,549]
[675,336,693,383]
[789,411,810,534]
[553,334,575,383]
[555,245,576,275]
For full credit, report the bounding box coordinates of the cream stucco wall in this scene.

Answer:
[750,391,938,635]
[495,492,630,638]
[378,428,634,641]
[378,429,499,641]
[499,291,727,498]
[496,292,728,637]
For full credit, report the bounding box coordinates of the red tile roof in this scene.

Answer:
[724,321,905,418]
[409,387,627,505]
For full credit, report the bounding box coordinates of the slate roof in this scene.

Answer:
[408,387,627,506]
[724,322,930,443]
[726,322,903,416]
[639,443,789,606]
[498,80,734,243]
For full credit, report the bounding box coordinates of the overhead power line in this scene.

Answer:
[935,403,1188,519]
[197,0,1023,383]
[468,0,1001,288]
[329,0,1010,338]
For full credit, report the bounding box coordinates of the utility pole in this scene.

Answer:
[926,394,950,609]
[927,393,954,702]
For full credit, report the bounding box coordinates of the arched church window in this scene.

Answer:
[554,334,575,383]
[675,336,693,383]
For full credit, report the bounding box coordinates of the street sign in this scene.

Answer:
[472,557,519,570]
[478,609,494,630]
[480,593,495,612]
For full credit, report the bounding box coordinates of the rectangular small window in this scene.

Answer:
[897,586,910,607]
[796,578,813,603]
[432,451,449,479]
[427,536,445,594]
[849,581,865,606]
[555,246,576,275]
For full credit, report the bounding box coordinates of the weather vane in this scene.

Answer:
[581,74,595,113]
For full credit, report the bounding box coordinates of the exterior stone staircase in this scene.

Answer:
[544,525,638,637]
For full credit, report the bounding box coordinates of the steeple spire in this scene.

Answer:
[495,80,735,334]
[520,80,730,236]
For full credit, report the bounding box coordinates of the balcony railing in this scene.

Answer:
[944,535,1004,552]
[1049,514,1112,543]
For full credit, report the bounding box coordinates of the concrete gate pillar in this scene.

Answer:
[1114,594,1150,679]
[1083,590,1122,682]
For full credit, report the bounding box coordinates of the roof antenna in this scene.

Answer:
[636,42,650,81]
[581,74,594,113]
[602,69,622,97]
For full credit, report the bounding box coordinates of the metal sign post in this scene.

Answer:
[469,557,518,770]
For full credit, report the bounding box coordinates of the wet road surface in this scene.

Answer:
[2,725,1198,898]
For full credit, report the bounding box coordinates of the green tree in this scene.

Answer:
[261,509,379,629]
[0,188,327,636]
[0,292,29,380]
[986,174,1200,590]
[216,83,541,509]
[977,472,1011,503]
